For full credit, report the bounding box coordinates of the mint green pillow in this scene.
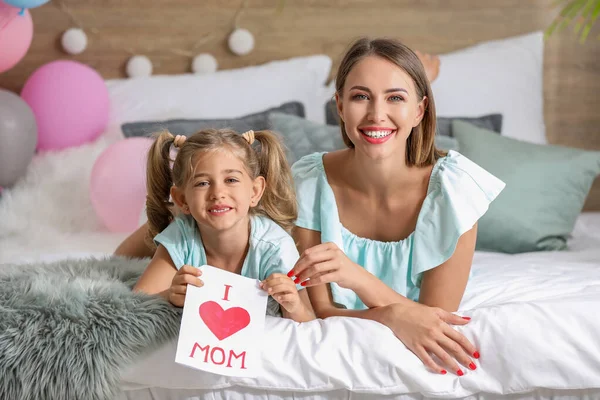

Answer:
[269,112,459,164]
[452,120,600,253]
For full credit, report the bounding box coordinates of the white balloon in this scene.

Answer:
[61,28,88,55]
[192,53,218,74]
[228,28,255,56]
[126,55,153,78]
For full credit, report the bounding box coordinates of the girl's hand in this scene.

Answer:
[168,265,203,307]
[261,273,303,314]
[382,302,479,376]
[288,242,364,290]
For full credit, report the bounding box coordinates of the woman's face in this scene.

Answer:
[337,55,426,161]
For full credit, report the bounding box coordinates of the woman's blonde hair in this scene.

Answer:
[335,37,445,167]
[145,129,297,243]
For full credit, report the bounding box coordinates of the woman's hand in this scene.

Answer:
[168,265,203,307]
[415,50,441,83]
[288,242,365,290]
[382,302,479,375]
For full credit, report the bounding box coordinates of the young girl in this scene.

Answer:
[133,129,315,323]
[288,38,505,375]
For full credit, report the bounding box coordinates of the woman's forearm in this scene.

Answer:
[317,302,386,320]
[352,269,414,309]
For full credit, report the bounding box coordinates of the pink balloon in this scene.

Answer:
[0,5,33,74]
[90,137,153,233]
[21,60,110,151]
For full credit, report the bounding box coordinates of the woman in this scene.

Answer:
[286,37,505,376]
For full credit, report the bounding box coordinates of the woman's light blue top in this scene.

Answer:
[291,150,505,310]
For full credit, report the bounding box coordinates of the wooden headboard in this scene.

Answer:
[1,0,599,210]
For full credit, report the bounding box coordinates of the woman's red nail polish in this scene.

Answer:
[469,362,476,370]
[300,281,308,286]
[294,278,301,284]
[473,351,480,359]
[462,316,471,320]
[457,369,464,376]
[440,369,447,375]
[287,270,295,278]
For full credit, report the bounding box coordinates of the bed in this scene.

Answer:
[2,213,599,400]
[1,7,600,400]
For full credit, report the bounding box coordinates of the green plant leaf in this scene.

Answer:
[590,0,600,21]
[557,0,587,33]
[545,0,600,43]
[574,0,595,33]
[580,21,593,42]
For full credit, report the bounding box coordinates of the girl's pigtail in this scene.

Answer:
[145,130,177,244]
[252,130,297,232]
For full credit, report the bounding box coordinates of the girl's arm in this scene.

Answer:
[115,222,156,259]
[133,244,203,308]
[418,224,477,312]
[282,289,315,322]
[133,244,178,300]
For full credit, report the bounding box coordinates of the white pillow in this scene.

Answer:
[104,55,332,138]
[432,31,546,144]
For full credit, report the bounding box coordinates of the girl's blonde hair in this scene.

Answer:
[145,129,297,243]
[335,37,446,167]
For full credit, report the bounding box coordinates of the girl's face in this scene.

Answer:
[337,55,426,161]
[172,149,265,234]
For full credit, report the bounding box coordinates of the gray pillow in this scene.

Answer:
[269,112,459,165]
[437,114,503,137]
[269,113,344,164]
[121,102,305,138]
[324,99,502,137]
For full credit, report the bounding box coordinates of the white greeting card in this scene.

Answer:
[175,265,268,377]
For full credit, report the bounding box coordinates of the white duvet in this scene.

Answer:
[119,214,600,398]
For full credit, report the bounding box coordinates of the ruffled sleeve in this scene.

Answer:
[411,150,506,287]
[291,152,345,249]
[291,152,328,232]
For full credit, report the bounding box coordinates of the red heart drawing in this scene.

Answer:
[199,301,251,341]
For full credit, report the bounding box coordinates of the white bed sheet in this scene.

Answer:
[118,388,600,400]
[114,213,600,400]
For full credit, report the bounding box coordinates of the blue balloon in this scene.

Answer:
[2,0,50,10]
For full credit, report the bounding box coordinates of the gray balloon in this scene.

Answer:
[0,89,37,188]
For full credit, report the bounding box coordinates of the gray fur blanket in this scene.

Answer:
[0,256,182,400]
